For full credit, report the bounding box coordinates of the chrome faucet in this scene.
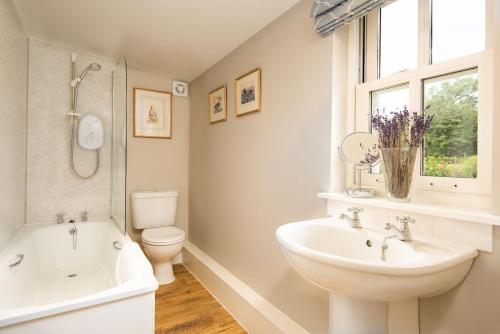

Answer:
[385,216,415,242]
[68,219,78,250]
[339,207,363,228]
[57,213,65,224]
[381,233,397,261]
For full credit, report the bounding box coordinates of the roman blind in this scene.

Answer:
[312,0,395,37]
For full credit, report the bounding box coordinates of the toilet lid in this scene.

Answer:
[142,226,185,245]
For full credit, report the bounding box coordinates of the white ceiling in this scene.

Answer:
[13,0,301,81]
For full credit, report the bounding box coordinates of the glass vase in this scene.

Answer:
[380,148,419,202]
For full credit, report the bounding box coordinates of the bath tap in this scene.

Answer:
[68,219,78,250]
[339,207,363,228]
[384,216,415,242]
[57,213,65,224]
[81,211,88,222]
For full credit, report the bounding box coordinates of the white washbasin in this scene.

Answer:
[276,217,478,302]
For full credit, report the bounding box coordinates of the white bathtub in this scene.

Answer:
[0,220,158,334]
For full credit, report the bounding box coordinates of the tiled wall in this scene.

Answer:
[0,0,28,251]
[326,200,492,252]
[26,40,115,224]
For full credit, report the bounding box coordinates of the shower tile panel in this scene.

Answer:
[26,40,114,224]
[0,0,28,250]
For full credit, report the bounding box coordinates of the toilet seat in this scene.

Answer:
[142,226,185,246]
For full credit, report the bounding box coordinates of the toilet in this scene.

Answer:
[131,190,185,285]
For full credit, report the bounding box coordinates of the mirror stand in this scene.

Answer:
[345,167,375,198]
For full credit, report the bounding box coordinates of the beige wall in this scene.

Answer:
[189,0,332,332]
[420,228,500,334]
[0,0,27,251]
[126,67,189,242]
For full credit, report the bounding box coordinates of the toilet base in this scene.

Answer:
[153,261,176,285]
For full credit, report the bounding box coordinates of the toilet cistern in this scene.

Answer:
[131,190,185,285]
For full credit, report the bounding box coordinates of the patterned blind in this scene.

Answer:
[312,0,395,37]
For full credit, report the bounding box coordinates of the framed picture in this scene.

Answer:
[172,80,188,97]
[133,88,172,139]
[209,85,227,124]
[235,68,261,116]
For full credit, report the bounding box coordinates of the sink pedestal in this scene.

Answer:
[276,218,478,333]
[329,294,418,334]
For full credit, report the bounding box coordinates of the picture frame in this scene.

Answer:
[133,88,172,139]
[235,68,261,116]
[208,85,227,124]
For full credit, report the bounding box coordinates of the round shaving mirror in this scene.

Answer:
[338,132,380,198]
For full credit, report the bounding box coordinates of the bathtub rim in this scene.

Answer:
[0,219,158,328]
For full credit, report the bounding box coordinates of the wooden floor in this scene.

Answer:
[155,264,247,334]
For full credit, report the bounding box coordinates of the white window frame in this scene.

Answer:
[354,0,492,196]
[356,51,493,195]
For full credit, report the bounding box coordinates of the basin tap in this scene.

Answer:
[385,216,415,242]
[339,207,363,228]
[381,233,397,261]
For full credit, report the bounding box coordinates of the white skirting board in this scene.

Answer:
[182,241,310,334]
[172,252,183,264]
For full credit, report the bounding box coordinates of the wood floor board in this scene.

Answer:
[155,264,247,334]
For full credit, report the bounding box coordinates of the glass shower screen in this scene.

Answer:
[111,57,127,235]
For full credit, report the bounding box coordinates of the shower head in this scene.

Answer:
[88,63,101,71]
[78,63,102,81]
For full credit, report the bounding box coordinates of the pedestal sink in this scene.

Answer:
[276,217,478,334]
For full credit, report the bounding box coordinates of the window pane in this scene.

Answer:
[379,0,418,77]
[371,84,410,119]
[370,84,410,173]
[432,0,485,63]
[422,69,478,178]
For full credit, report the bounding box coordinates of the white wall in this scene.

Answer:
[0,0,27,251]
[26,40,114,224]
[126,67,190,242]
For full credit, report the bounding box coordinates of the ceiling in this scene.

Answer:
[13,0,301,81]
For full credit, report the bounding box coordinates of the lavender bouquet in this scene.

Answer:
[371,106,433,202]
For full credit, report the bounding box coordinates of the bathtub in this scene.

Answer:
[0,220,158,334]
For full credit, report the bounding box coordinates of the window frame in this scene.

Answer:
[353,0,492,196]
[378,0,420,78]
[356,49,493,195]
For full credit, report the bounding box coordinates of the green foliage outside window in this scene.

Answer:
[423,73,478,178]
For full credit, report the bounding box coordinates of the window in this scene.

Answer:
[379,0,418,77]
[422,69,479,178]
[355,1,491,195]
[371,84,410,119]
[431,0,485,64]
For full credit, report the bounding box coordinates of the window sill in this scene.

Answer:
[317,192,500,226]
